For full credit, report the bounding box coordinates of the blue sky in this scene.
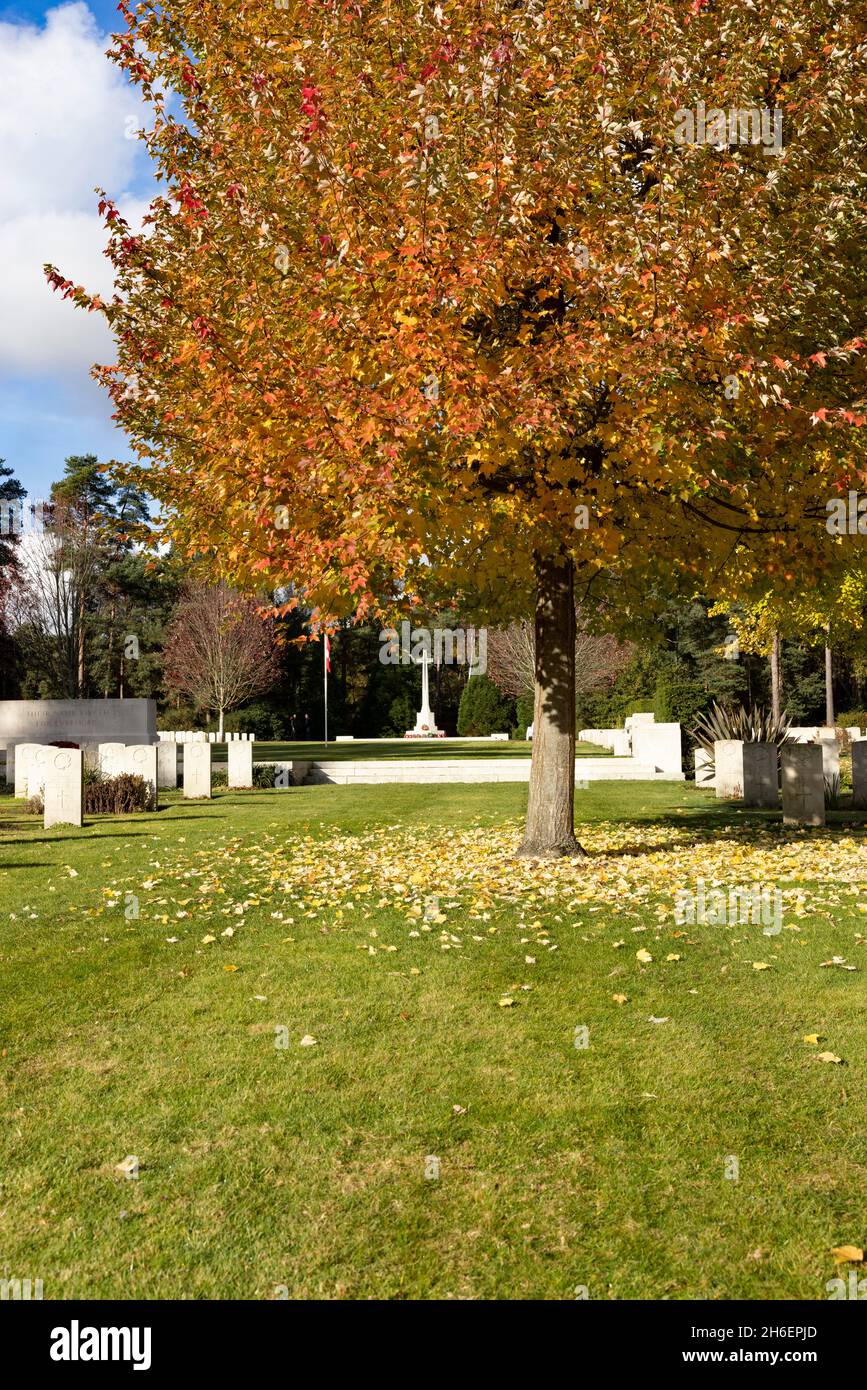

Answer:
[0,2,154,501]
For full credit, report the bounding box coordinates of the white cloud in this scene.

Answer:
[0,3,152,376]
[0,2,143,218]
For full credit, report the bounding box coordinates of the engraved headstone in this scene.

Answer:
[228,740,253,789]
[44,748,83,828]
[781,744,825,826]
[742,743,779,809]
[183,741,212,798]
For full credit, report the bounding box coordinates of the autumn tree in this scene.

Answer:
[50,0,867,853]
[163,581,280,737]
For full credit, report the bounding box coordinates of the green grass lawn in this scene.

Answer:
[1,780,866,1300]
[212,738,609,761]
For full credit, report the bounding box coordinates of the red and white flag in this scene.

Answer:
[324,634,331,673]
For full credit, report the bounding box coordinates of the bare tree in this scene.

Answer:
[164,582,280,736]
[6,503,102,698]
[488,614,633,701]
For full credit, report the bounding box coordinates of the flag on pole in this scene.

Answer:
[324,634,331,673]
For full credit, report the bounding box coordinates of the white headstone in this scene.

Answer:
[14,742,42,799]
[183,742,212,798]
[714,740,744,798]
[43,748,83,829]
[228,740,253,789]
[124,745,158,806]
[99,743,127,778]
[157,741,178,789]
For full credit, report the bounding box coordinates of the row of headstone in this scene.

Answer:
[9,744,84,828]
[181,741,254,795]
[703,737,867,825]
[158,731,255,743]
[18,738,258,828]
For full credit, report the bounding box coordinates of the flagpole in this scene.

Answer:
[323,635,329,745]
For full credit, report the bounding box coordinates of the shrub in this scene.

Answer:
[690,701,792,775]
[836,710,867,732]
[516,694,535,735]
[84,768,154,814]
[653,671,709,726]
[457,675,515,736]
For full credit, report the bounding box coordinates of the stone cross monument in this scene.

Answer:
[407,649,440,737]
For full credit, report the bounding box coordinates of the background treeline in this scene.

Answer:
[2,456,866,738]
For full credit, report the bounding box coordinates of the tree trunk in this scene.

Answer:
[77,595,86,698]
[218,708,225,740]
[825,638,835,727]
[518,551,584,858]
[770,630,781,723]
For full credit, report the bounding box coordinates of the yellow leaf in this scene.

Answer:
[611,993,629,1004]
[803,1034,821,1045]
[816,1051,843,1063]
[831,1245,864,1264]
[223,964,239,972]
[752,961,771,970]
[636,948,653,963]
[498,996,515,1007]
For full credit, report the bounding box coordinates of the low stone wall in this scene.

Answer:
[256,756,685,785]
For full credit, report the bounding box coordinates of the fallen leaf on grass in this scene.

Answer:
[498,996,516,1008]
[299,1035,318,1047]
[223,964,239,972]
[752,962,771,971]
[830,1245,864,1264]
[611,993,629,1005]
[816,1051,844,1064]
[636,948,653,964]
[648,1016,670,1024]
[803,1034,821,1045]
